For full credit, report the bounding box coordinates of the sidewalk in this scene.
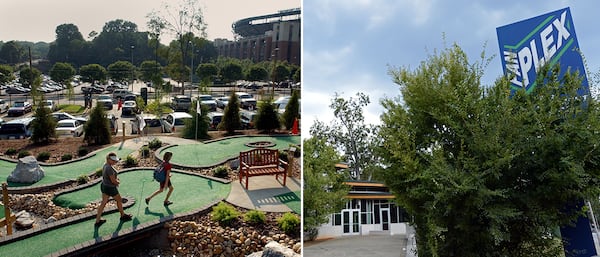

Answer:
[304,235,407,257]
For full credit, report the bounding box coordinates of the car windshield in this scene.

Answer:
[238,95,251,99]
[124,102,136,107]
[57,122,74,128]
[199,96,213,101]
[178,98,191,102]
[98,95,111,100]
[43,102,52,106]
[14,102,24,107]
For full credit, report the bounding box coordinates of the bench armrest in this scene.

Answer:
[279,159,289,167]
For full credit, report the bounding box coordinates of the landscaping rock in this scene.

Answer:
[247,241,301,257]
[7,156,45,183]
[14,210,35,229]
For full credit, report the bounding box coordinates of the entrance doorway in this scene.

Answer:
[342,209,360,235]
[381,208,390,231]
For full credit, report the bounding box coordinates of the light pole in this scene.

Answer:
[130,45,135,91]
[271,48,279,98]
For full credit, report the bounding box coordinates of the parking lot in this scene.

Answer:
[0,79,295,137]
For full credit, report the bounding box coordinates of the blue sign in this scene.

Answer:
[496,7,589,95]
[498,8,596,257]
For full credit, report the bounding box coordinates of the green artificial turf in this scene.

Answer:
[163,136,301,167]
[0,169,230,257]
[274,191,301,214]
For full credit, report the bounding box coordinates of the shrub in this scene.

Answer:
[213,165,229,178]
[244,210,266,224]
[95,168,103,177]
[148,138,162,149]
[31,103,57,144]
[17,150,31,159]
[83,104,111,145]
[61,154,73,161]
[140,146,150,158]
[78,147,89,157]
[277,212,300,235]
[211,202,239,226]
[5,148,17,155]
[36,151,51,162]
[279,150,289,163]
[124,155,137,167]
[77,174,89,185]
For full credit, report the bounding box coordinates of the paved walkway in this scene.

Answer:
[304,235,408,257]
[118,135,299,213]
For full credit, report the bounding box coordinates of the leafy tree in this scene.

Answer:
[221,62,243,83]
[303,136,349,240]
[378,44,600,257]
[47,24,86,66]
[218,92,241,135]
[0,64,15,84]
[310,92,379,180]
[19,66,43,105]
[292,67,300,82]
[107,61,135,82]
[139,60,162,83]
[0,41,25,64]
[247,66,268,81]
[282,89,300,130]
[49,62,76,84]
[79,64,107,83]
[84,104,111,145]
[182,100,209,140]
[196,63,218,83]
[254,99,280,133]
[272,64,290,83]
[147,0,207,94]
[30,102,57,144]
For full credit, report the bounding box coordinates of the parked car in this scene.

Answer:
[171,95,192,112]
[207,111,224,130]
[163,112,192,133]
[0,99,8,113]
[41,99,58,112]
[96,94,114,110]
[121,100,138,116]
[240,110,257,129]
[274,96,300,115]
[197,95,217,111]
[81,85,104,94]
[50,112,87,123]
[131,113,165,134]
[215,96,229,109]
[234,92,257,110]
[8,101,33,116]
[112,89,135,100]
[123,94,138,102]
[55,119,85,137]
[0,117,34,139]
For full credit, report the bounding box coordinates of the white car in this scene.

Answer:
[197,95,217,111]
[234,92,257,110]
[121,100,138,116]
[55,119,85,137]
[163,112,192,133]
[41,100,58,112]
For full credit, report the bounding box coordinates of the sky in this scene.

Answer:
[302,0,600,136]
[0,0,299,43]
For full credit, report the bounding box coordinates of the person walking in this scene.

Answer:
[94,152,133,226]
[145,151,175,206]
[117,98,123,111]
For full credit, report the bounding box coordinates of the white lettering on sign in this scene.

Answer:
[504,11,571,89]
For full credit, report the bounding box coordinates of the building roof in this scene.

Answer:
[232,8,301,37]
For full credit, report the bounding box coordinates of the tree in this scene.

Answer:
[47,24,85,65]
[378,44,600,257]
[84,104,112,145]
[139,60,162,83]
[303,136,349,240]
[221,63,243,83]
[282,89,300,130]
[147,0,207,94]
[0,41,25,64]
[292,67,300,82]
[30,103,57,144]
[197,63,218,83]
[19,66,43,105]
[49,62,76,84]
[247,66,268,82]
[255,99,280,133]
[272,64,290,83]
[218,92,241,135]
[182,100,209,139]
[0,64,15,84]
[107,61,135,82]
[310,92,379,180]
[79,64,107,83]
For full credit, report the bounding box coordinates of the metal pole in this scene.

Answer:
[190,42,194,98]
[130,45,135,91]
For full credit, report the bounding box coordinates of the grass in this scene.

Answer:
[58,104,85,114]
[274,191,301,214]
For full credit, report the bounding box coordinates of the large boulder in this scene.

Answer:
[247,241,301,257]
[7,156,45,184]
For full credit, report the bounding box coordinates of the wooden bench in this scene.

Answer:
[239,148,288,190]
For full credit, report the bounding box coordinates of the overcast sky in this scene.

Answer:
[302,0,600,136]
[0,0,299,43]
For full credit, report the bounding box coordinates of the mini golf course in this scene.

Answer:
[0,135,301,257]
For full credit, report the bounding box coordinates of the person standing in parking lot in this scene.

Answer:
[117,98,123,111]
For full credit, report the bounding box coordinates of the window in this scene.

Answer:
[333,213,341,226]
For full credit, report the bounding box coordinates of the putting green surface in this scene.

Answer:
[274,191,301,214]
[0,169,230,257]
[0,146,135,187]
[164,136,300,167]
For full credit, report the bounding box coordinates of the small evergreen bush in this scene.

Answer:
[36,151,51,162]
[211,202,239,226]
[140,146,150,158]
[148,138,162,149]
[61,154,73,161]
[124,155,137,167]
[78,147,89,157]
[5,148,17,155]
[95,168,103,177]
[17,150,31,158]
[213,165,229,178]
[244,210,266,224]
[277,212,300,235]
[77,174,89,185]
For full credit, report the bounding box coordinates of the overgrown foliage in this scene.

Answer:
[255,98,280,133]
[277,212,300,236]
[211,202,239,226]
[378,43,600,257]
[30,104,57,144]
[243,210,266,224]
[182,101,209,139]
[218,92,241,135]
